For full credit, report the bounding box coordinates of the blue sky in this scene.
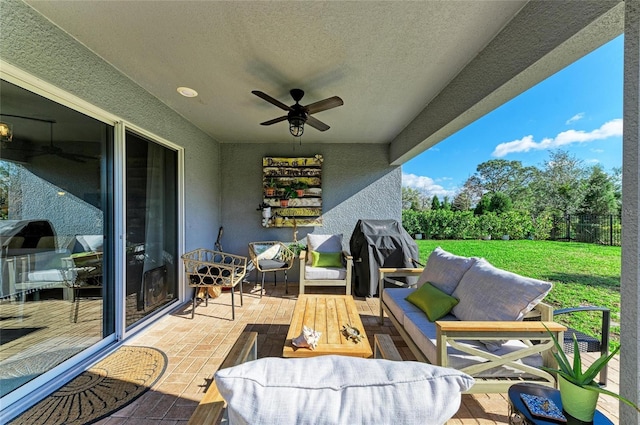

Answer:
[402,35,624,199]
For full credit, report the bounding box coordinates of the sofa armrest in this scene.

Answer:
[378,268,424,321]
[435,321,565,384]
[188,332,258,425]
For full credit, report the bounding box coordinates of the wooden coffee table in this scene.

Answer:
[283,295,373,358]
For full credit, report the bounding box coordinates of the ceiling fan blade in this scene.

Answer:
[260,116,288,126]
[306,116,330,132]
[305,96,343,115]
[56,152,86,163]
[252,91,292,111]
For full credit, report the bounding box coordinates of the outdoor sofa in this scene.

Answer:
[379,247,566,393]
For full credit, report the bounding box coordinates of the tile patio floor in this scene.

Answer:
[94,281,621,425]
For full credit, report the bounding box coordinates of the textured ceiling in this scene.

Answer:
[24,0,527,145]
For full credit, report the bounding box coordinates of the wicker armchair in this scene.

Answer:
[182,249,247,320]
[248,241,295,296]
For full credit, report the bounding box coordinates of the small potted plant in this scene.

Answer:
[292,181,308,197]
[279,186,297,207]
[542,326,639,421]
[264,178,277,197]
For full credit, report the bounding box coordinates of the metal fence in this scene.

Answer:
[550,214,621,246]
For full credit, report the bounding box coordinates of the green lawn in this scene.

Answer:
[414,239,621,349]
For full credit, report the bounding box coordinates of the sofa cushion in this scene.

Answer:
[215,355,474,425]
[451,258,552,322]
[406,282,459,321]
[403,312,543,378]
[311,251,343,268]
[418,247,476,294]
[382,287,423,326]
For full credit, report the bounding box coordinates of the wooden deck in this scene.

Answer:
[2,281,621,424]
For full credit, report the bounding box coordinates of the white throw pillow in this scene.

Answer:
[417,247,477,294]
[215,355,474,425]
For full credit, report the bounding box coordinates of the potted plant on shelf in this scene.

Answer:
[292,181,308,197]
[542,326,639,422]
[264,178,277,197]
[280,186,297,207]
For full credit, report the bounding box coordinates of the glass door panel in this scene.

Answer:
[125,131,177,328]
[0,80,113,396]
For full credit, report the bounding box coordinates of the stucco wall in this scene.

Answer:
[0,0,222,250]
[220,143,401,267]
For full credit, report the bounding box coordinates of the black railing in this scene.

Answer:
[551,214,621,246]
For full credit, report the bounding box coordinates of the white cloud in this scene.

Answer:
[565,113,585,124]
[591,148,604,153]
[492,119,622,157]
[586,158,600,164]
[402,173,455,198]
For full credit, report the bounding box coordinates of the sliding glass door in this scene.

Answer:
[0,80,113,396]
[125,131,178,329]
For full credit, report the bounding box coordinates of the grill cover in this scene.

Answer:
[350,219,420,297]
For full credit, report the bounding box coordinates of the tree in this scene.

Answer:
[474,193,492,215]
[452,191,472,212]
[442,196,451,211]
[579,165,618,215]
[431,196,441,210]
[488,192,512,215]
[402,187,429,211]
[537,150,587,216]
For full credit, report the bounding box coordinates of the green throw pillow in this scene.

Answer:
[311,251,343,268]
[405,282,459,322]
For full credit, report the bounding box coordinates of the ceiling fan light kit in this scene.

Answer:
[252,88,343,138]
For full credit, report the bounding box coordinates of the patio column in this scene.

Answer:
[622,0,640,423]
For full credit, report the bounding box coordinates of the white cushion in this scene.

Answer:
[381,287,423,326]
[402,312,543,378]
[304,265,346,280]
[417,247,476,294]
[74,235,104,253]
[253,243,281,260]
[215,355,474,425]
[451,258,552,322]
[307,234,343,253]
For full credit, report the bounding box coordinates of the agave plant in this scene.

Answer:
[542,324,640,412]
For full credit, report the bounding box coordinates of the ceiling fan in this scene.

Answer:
[1,113,98,163]
[252,89,343,137]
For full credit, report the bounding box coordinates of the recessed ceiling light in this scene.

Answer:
[177,86,198,97]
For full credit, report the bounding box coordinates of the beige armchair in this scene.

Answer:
[298,234,352,295]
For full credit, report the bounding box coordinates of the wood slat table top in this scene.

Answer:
[283,295,373,358]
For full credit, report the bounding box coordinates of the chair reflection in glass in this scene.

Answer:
[248,241,295,297]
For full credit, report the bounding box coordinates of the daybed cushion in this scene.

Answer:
[406,282,459,321]
[451,258,552,322]
[417,247,476,294]
[215,355,474,425]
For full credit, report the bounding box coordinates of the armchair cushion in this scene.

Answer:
[406,282,459,321]
[215,355,474,425]
[304,265,347,280]
[417,247,476,294]
[307,234,343,264]
[311,251,343,268]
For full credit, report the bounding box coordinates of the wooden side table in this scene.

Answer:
[508,383,613,425]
